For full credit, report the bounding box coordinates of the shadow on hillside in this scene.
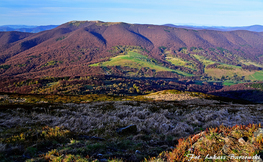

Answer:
[209,89,263,104]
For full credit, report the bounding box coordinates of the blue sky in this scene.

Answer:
[1,0,263,26]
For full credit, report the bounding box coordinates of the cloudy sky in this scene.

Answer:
[1,0,263,26]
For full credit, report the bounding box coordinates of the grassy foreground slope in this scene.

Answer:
[1,91,263,161]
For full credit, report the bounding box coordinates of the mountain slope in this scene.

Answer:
[1,20,263,79]
[0,31,32,46]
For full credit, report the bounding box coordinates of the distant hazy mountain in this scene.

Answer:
[164,24,263,32]
[0,25,37,29]
[2,24,263,33]
[0,25,59,33]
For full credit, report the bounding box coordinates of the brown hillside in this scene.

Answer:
[1,21,263,78]
[0,31,32,45]
[0,31,32,63]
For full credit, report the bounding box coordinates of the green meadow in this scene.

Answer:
[249,71,263,80]
[165,56,197,70]
[90,51,193,76]
[193,54,216,66]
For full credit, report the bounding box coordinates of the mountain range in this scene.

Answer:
[0,20,263,102]
[2,24,263,33]
[0,25,59,33]
[164,24,263,32]
[1,20,263,79]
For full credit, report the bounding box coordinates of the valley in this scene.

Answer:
[1,20,263,161]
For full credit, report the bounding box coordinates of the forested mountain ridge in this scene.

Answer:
[0,20,263,79]
[1,21,263,102]
[164,24,263,32]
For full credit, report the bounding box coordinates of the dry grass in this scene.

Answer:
[151,124,263,162]
[144,91,220,105]
[205,68,255,80]
[1,101,263,139]
[1,93,263,161]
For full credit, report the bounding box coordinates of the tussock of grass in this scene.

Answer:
[1,126,71,146]
[151,124,263,162]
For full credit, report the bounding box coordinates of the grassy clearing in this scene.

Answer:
[240,60,263,67]
[205,68,254,80]
[193,54,263,81]
[223,80,240,86]
[193,55,241,69]
[91,51,193,76]
[165,56,196,70]
[249,83,263,90]
[193,54,254,79]
[218,63,242,69]
[193,55,216,66]
[249,71,263,81]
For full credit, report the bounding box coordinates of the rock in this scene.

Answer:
[238,137,246,145]
[253,158,263,162]
[135,150,141,154]
[97,153,103,157]
[254,128,263,138]
[116,125,137,135]
[254,152,263,162]
[222,144,230,154]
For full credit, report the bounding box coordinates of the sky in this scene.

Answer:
[1,0,263,26]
